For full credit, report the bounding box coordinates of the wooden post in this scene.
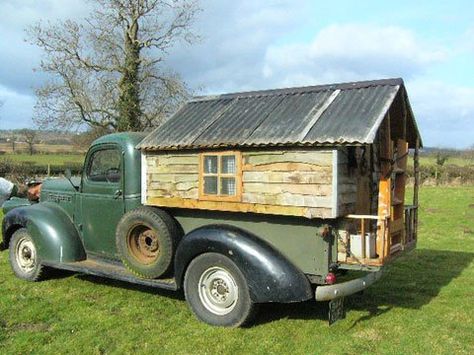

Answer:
[377,114,392,262]
[413,137,420,239]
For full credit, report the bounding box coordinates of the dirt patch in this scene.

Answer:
[425,208,440,214]
[468,204,474,209]
[12,322,52,332]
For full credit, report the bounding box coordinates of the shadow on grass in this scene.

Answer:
[74,274,184,300]
[254,249,474,326]
[41,248,473,326]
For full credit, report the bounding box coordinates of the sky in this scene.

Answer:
[0,0,473,148]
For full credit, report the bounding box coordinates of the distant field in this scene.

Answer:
[1,153,84,166]
[414,155,473,167]
[0,143,85,154]
[0,186,473,354]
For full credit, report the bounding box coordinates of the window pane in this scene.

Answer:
[88,149,121,183]
[204,176,218,195]
[221,155,236,174]
[204,156,218,174]
[220,177,236,196]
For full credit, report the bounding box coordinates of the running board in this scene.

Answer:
[42,258,178,291]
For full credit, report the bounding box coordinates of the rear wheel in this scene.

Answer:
[9,228,45,281]
[184,253,257,327]
[116,207,180,279]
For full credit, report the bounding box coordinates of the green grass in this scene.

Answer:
[1,153,85,166]
[0,186,473,354]
[408,155,473,168]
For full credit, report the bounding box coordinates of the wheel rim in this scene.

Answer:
[15,236,37,273]
[198,266,239,315]
[127,225,160,264]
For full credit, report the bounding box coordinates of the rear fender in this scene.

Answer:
[1,202,86,262]
[174,225,313,303]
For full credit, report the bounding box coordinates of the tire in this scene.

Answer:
[184,253,257,327]
[116,207,180,279]
[9,228,45,281]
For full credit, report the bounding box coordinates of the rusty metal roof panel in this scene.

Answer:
[304,85,400,144]
[244,90,333,145]
[138,78,419,150]
[192,94,285,147]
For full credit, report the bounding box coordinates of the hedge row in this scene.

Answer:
[405,164,474,184]
[0,159,83,178]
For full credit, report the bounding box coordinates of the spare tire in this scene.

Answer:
[116,207,180,279]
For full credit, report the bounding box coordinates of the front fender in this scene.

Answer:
[1,202,86,262]
[174,225,313,303]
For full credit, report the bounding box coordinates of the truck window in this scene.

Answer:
[87,148,122,183]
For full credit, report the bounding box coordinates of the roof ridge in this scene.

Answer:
[191,78,403,102]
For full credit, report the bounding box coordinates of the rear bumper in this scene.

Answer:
[315,270,383,301]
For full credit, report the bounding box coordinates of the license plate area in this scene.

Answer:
[328,297,346,325]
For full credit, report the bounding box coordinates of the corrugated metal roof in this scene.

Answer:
[138,78,421,150]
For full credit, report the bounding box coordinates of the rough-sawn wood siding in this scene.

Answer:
[145,149,334,218]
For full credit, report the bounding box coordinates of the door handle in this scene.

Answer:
[114,189,123,199]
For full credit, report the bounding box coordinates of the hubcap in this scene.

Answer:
[15,236,37,273]
[198,266,239,315]
[127,225,160,264]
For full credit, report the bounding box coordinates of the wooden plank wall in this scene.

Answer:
[242,150,333,208]
[145,149,335,219]
[337,147,357,216]
[146,152,199,199]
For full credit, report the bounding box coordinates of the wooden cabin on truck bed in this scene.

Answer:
[138,78,422,270]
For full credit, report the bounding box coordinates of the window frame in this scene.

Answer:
[84,146,122,186]
[198,151,242,202]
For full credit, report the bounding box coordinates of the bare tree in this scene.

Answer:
[72,126,111,150]
[28,0,199,132]
[20,129,39,155]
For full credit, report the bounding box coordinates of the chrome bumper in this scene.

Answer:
[315,270,384,301]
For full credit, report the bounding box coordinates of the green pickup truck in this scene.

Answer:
[1,79,421,327]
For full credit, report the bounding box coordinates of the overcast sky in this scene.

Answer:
[0,0,473,148]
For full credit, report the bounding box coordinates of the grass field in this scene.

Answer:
[408,155,473,168]
[0,186,473,354]
[1,153,84,166]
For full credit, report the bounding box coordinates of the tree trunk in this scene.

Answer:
[117,20,142,132]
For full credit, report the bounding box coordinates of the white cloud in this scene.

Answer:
[0,85,35,129]
[262,24,448,86]
[407,79,474,148]
[166,0,313,93]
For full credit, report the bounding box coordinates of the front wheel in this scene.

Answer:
[9,228,45,281]
[184,253,257,327]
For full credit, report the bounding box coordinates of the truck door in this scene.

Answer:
[79,144,124,258]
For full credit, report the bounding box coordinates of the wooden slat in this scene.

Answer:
[243,182,332,196]
[244,150,333,166]
[243,171,332,184]
[243,162,331,172]
[146,196,333,219]
[346,214,385,220]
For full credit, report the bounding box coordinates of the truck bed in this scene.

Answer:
[42,258,178,291]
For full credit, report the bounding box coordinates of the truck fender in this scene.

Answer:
[174,224,313,303]
[1,202,86,263]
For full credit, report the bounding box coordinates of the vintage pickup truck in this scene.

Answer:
[1,78,421,327]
